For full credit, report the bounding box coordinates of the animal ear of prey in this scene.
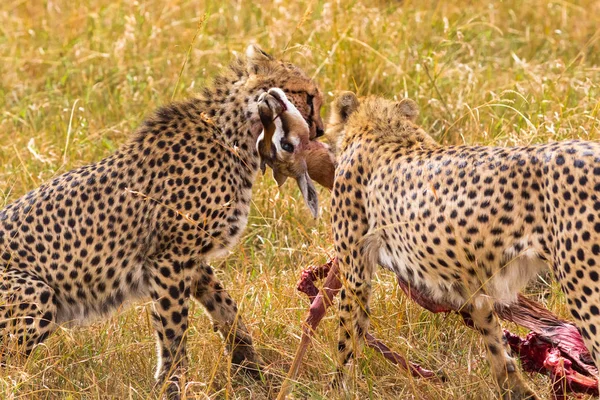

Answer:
[275,161,319,218]
[296,169,319,219]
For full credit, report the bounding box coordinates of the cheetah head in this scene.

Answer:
[256,88,331,218]
[328,91,420,154]
[245,44,325,140]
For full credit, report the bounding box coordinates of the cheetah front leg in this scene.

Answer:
[468,299,538,400]
[192,263,261,377]
[332,244,375,389]
[148,255,194,400]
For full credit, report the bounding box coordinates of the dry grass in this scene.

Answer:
[1,0,599,398]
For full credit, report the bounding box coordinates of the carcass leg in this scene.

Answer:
[278,258,440,399]
[277,259,342,400]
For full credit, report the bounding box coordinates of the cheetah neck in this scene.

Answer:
[195,77,276,172]
[130,70,284,186]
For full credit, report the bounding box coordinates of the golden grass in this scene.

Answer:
[1,0,600,398]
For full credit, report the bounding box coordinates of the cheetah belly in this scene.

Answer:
[195,185,253,262]
[203,210,249,261]
[377,238,546,308]
[54,261,150,326]
[485,246,546,304]
[377,245,467,308]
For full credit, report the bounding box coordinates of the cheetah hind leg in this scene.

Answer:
[0,269,57,363]
[192,264,263,379]
[469,299,538,400]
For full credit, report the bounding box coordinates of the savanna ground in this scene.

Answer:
[1,0,600,398]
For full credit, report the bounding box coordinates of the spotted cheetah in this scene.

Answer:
[322,92,600,399]
[0,45,324,399]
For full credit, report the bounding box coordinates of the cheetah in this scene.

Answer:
[321,92,600,399]
[0,45,325,399]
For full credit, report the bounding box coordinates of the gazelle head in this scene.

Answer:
[256,88,335,218]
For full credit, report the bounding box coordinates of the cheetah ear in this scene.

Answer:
[332,91,360,123]
[297,171,319,218]
[393,98,419,122]
[246,44,274,75]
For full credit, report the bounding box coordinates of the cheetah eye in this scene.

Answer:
[281,140,294,153]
